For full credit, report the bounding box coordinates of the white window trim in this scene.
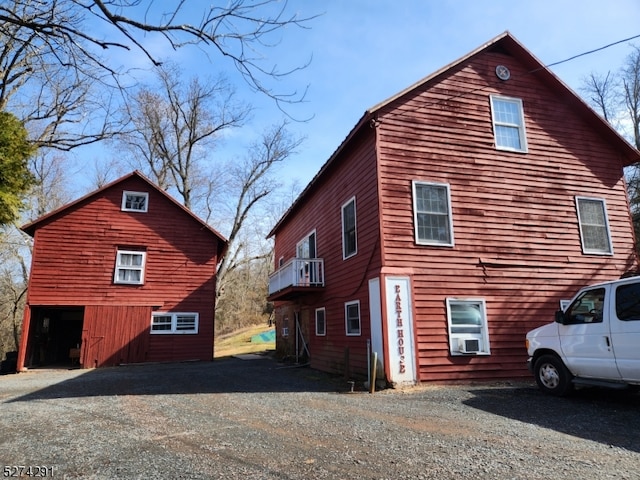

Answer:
[341,196,358,260]
[412,180,455,247]
[490,95,528,153]
[296,229,317,259]
[151,312,199,334]
[315,307,326,336]
[575,196,614,255]
[345,300,361,336]
[121,191,149,212]
[114,250,146,285]
[446,298,490,356]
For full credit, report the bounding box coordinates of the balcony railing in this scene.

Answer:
[268,258,325,296]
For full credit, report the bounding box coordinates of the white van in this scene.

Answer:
[526,276,640,395]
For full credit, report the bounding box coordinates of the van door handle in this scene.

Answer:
[605,336,611,348]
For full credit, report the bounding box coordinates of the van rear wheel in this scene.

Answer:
[534,355,573,396]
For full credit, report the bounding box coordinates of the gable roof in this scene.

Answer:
[268,31,640,238]
[22,170,228,258]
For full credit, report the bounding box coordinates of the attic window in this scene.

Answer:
[122,191,148,212]
[490,95,528,153]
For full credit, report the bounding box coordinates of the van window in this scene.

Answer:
[566,288,605,324]
[616,283,640,321]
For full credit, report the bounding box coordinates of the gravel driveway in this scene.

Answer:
[1,354,639,479]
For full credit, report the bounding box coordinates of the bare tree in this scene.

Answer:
[119,64,250,208]
[215,121,303,300]
[0,0,316,109]
[581,71,619,124]
[581,44,640,257]
[0,1,123,151]
[0,152,73,361]
[621,45,640,150]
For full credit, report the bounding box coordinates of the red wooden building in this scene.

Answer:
[17,171,227,370]
[267,32,640,386]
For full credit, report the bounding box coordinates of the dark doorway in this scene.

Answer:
[27,307,84,368]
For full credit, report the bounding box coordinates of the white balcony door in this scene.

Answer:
[296,231,316,285]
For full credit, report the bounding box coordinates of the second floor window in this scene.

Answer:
[342,197,357,259]
[412,181,454,246]
[575,197,613,255]
[114,250,146,285]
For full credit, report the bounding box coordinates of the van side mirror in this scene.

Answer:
[555,310,566,324]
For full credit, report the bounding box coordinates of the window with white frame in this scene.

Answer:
[315,307,326,336]
[151,312,199,334]
[412,181,454,246]
[575,197,613,255]
[446,298,490,356]
[114,250,146,285]
[121,191,149,212]
[342,197,357,259]
[490,95,527,153]
[345,301,361,336]
[296,230,318,285]
[296,230,316,259]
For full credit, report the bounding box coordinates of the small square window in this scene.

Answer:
[151,312,198,334]
[315,308,326,336]
[490,95,527,153]
[345,301,361,336]
[575,196,613,255]
[122,191,149,212]
[114,250,146,285]
[446,298,490,356]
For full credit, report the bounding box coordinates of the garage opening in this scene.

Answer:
[25,307,84,368]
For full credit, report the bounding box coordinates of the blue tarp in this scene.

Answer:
[251,329,276,343]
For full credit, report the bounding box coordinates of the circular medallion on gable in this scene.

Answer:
[495,65,511,81]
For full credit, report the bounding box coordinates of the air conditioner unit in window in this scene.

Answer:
[458,338,481,354]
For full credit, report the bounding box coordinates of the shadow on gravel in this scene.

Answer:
[5,355,346,403]
[464,385,640,453]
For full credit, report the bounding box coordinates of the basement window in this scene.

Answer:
[122,191,149,212]
[151,312,199,334]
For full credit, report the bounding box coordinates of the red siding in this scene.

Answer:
[271,38,639,384]
[82,305,151,367]
[20,174,220,368]
[273,128,382,376]
[376,50,637,381]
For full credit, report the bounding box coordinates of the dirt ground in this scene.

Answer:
[1,355,639,479]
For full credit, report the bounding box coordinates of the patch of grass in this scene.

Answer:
[214,324,275,359]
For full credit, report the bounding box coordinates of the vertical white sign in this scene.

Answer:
[385,276,416,385]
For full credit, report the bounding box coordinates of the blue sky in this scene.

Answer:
[73,0,640,195]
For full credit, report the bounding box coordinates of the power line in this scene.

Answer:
[377,32,640,122]
[546,33,640,69]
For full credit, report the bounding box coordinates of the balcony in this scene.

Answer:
[268,258,325,301]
